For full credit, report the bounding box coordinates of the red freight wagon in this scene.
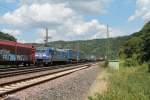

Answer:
[0,40,35,66]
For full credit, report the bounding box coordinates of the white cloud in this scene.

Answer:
[1,29,21,36]
[34,38,44,43]
[17,39,26,43]
[128,0,150,21]
[34,19,124,42]
[0,3,74,28]
[20,0,111,15]
[0,0,124,43]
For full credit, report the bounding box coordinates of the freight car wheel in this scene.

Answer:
[16,62,19,67]
[28,63,31,67]
[23,63,27,67]
[43,63,48,67]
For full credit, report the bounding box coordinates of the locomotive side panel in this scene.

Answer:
[52,49,68,64]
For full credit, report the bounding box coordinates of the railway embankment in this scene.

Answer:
[2,63,99,100]
[86,63,109,100]
[88,63,150,100]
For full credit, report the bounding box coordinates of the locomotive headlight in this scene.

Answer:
[42,54,46,57]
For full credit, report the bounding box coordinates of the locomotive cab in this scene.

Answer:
[35,47,54,66]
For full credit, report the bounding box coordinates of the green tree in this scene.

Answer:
[0,31,16,41]
[120,21,150,65]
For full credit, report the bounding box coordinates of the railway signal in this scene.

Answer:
[106,24,110,60]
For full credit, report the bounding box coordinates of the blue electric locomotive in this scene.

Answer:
[52,48,68,64]
[35,47,54,66]
[35,47,85,66]
[66,49,78,63]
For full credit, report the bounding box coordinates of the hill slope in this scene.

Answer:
[0,31,16,41]
[32,36,128,59]
[120,21,150,65]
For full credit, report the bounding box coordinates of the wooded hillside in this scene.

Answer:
[0,31,16,41]
[120,21,150,65]
[32,36,128,59]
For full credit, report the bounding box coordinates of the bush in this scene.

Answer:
[89,65,150,100]
[103,60,109,68]
[120,54,139,67]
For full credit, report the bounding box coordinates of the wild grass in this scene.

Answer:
[98,61,108,68]
[89,64,150,100]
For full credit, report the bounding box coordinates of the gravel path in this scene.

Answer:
[4,65,98,100]
[0,65,83,85]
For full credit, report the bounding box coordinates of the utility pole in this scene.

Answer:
[106,24,110,60]
[44,27,51,47]
[76,42,79,63]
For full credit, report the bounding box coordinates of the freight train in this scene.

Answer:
[0,41,35,66]
[35,47,86,66]
[0,40,88,66]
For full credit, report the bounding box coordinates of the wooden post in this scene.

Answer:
[148,63,150,73]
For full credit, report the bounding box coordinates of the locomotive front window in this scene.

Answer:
[36,50,46,53]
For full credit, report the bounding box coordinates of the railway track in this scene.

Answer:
[0,63,92,86]
[0,63,93,97]
[0,63,77,72]
[0,63,86,78]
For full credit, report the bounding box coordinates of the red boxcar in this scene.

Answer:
[0,40,35,66]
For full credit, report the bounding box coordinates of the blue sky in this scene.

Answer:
[0,0,149,43]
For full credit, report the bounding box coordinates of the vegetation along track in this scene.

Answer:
[0,63,95,97]
[0,63,88,78]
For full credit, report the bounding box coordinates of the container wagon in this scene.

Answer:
[0,41,35,66]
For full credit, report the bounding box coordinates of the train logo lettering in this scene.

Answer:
[0,49,10,55]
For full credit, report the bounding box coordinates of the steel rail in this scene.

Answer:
[0,63,94,97]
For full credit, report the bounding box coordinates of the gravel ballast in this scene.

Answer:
[4,65,98,100]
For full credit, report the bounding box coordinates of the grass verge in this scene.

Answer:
[88,64,150,100]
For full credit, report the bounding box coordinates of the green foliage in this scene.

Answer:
[104,60,109,68]
[89,64,150,100]
[120,21,150,65]
[120,54,139,67]
[98,61,109,68]
[33,36,128,59]
[0,31,16,41]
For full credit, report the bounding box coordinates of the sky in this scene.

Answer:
[0,0,149,43]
